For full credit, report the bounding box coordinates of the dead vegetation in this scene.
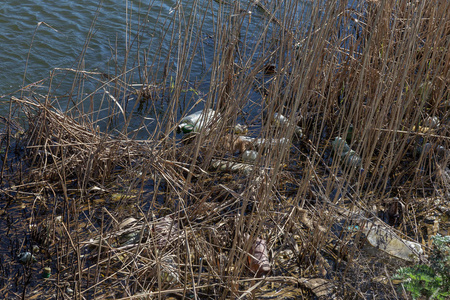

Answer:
[0,0,449,299]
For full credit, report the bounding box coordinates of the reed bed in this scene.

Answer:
[1,0,449,299]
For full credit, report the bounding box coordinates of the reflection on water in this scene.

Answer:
[0,0,176,95]
[0,0,311,139]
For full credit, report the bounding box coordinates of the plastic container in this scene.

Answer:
[332,137,362,169]
[253,137,290,148]
[343,150,362,168]
[423,116,439,128]
[242,150,258,162]
[417,142,449,161]
[332,137,350,154]
[245,234,271,277]
[233,136,290,151]
[233,124,248,135]
[43,267,51,278]
[273,113,303,138]
[153,216,179,249]
[17,252,37,264]
[346,124,354,142]
[177,109,220,134]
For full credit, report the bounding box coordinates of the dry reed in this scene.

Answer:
[1,0,449,299]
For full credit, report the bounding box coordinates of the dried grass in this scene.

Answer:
[1,0,450,299]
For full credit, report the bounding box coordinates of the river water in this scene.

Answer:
[0,0,312,133]
[0,0,190,94]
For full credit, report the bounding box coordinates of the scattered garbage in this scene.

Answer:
[233,124,248,135]
[417,142,449,161]
[245,234,271,277]
[253,137,291,149]
[152,255,180,283]
[333,205,423,263]
[362,223,423,262]
[176,109,220,134]
[346,124,354,143]
[413,116,440,133]
[119,231,141,246]
[331,136,350,153]
[231,136,290,153]
[242,150,258,162]
[298,278,336,298]
[17,252,37,264]
[153,216,180,249]
[229,136,254,154]
[273,113,303,138]
[423,116,440,128]
[331,137,362,169]
[211,159,255,175]
[66,287,74,295]
[43,267,51,278]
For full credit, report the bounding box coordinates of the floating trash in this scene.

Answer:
[66,287,74,295]
[245,234,271,277]
[232,136,290,153]
[331,137,350,154]
[43,267,51,278]
[211,159,255,175]
[176,109,220,134]
[362,223,423,262]
[230,136,254,153]
[153,216,180,249]
[417,142,449,161]
[347,225,360,232]
[423,116,440,128]
[331,137,362,169]
[233,124,248,135]
[119,231,141,247]
[242,150,258,162]
[253,137,291,149]
[273,113,303,138]
[343,150,362,168]
[298,278,336,298]
[346,124,354,143]
[153,255,180,283]
[17,252,37,264]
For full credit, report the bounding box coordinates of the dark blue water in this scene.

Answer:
[0,0,186,94]
[0,0,313,131]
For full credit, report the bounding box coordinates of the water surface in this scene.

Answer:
[0,0,311,126]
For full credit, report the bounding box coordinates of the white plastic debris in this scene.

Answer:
[273,113,303,138]
[362,223,423,262]
[177,109,220,134]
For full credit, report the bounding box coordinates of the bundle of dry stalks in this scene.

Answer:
[16,96,134,187]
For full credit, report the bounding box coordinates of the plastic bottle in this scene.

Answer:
[17,252,37,264]
[43,267,51,278]
[253,137,290,148]
[244,234,271,277]
[273,113,303,138]
[176,109,220,134]
[332,137,362,169]
[343,150,362,168]
[233,124,248,135]
[332,137,350,154]
[242,150,258,162]
[417,142,449,161]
